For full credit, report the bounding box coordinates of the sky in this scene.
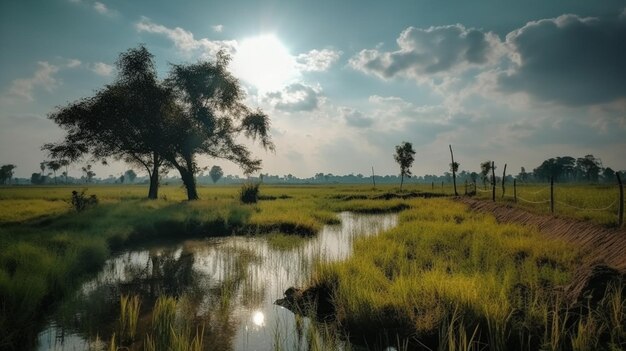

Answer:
[1,0,625,179]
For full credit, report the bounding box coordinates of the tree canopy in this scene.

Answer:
[44,46,273,200]
[394,141,415,190]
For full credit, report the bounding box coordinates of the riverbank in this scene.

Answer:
[0,185,411,349]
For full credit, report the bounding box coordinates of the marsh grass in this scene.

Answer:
[2,184,622,350]
[119,294,141,343]
[312,198,625,350]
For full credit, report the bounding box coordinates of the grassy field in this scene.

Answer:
[312,198,625,350]
[0,184,409,348]
[472,182,624,226]
[0,183,623,350]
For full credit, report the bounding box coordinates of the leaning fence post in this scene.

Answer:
[618,173,624,227]
[550,177,554,214]
[514,179,517,203]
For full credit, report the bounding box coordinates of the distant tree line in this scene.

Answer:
[3,153,623,186]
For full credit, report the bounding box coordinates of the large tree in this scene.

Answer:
[44,46,176,199]
[162,53,273,200]
[45,46,272,200]
[394,141,415,190]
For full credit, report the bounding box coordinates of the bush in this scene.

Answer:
[239,183,260,204]
[70,189,98,212]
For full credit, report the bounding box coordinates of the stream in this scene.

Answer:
[37,211,398,351]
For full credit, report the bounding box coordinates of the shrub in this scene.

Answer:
[239,183,260,204]
[70,189,98,212]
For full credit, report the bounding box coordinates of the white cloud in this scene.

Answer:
[4,61,60,101]
[212,24,224,33]
[349,24,503,81]
[93,2,108,14]
[136,17,237,57]
[265,83,323,112]
[66,59,82,68]
[296,49,342,72]
[91,62,114,76]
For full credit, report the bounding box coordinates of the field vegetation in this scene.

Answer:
[473,182,624,226]
[0,183,623,350]
[311,198,625,350]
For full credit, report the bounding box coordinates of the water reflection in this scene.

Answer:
[252,311,265,327]
[37,212,397,350]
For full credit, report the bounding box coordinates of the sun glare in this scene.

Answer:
[252,310,265,327]
[232,34,297,93]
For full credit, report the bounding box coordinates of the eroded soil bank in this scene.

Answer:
[457,197,626,272]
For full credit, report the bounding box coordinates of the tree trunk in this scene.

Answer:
[400,174,404,190]
[146,153,160,200]
[148,165,159,199]
[180,168,198,200]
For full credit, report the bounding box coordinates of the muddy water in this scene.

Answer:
[37,212,398,351]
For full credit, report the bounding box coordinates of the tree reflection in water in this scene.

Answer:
[48,243,263,350]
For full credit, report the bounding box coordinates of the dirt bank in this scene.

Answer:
[457,197,626,272]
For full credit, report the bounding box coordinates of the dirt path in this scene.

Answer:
[457,197,626,273]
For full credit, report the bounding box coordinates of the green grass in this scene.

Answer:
[0,184,409,348]
[311,198,625,350]
[474,182,624,226]
[0,183,623,350]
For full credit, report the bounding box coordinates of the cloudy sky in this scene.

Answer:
[1,0,625,179]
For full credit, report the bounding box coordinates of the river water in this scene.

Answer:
[37,212,398,351]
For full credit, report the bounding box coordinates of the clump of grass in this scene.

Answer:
[142,295,205,351]
[240,182,260,204]
[119,294,141,343]
[70,189,98,212]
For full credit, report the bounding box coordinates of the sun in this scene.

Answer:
[231,34,297,93]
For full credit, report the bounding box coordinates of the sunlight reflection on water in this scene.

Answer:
[37,212,398,351]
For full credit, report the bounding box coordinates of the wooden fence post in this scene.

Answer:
[513,179,517,203]
[371,166,376,188]
[550,177,554,214]
[449,145,458,196]
[618,173,624,227]
[491,161,496,202]
[501,163,507,198]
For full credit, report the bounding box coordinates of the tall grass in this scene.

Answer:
[119,294,141,343]
[312,198,625,350]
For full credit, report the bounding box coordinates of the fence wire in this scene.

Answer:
[555,199,618,211]
[516,196,550,204]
